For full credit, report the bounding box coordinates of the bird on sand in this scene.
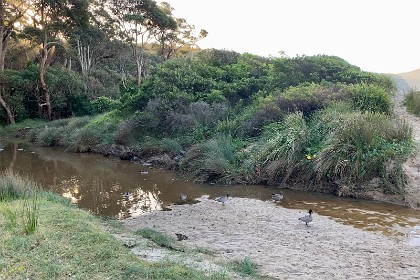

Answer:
[298,209,313,227]
[215,194,230,205]
[175,233,188,241]
[179,194,188,203]
[271,192,283,203]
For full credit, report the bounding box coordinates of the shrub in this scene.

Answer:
[275,83,348,116]
[91,96,122,114]
[348,83,393,114]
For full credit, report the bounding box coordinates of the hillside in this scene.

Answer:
[397,68,420,90]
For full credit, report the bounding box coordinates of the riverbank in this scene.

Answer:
[124,195,420,279]
[0,189,239,279]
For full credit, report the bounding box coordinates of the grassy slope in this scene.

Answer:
[0,193,228,280]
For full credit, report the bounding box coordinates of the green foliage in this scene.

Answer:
[269,55,391,92]
[91,96,122,113]
[181,135,244,184]
[21,191,40,235]
[229,257,258,277]
[257,112,309,184]
[197,49,241,67]
[348,83,393,114]
[404,89,420,116]
[68,111,121,151]
[314,111,412,192]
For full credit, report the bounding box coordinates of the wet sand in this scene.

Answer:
[124,196,420,279]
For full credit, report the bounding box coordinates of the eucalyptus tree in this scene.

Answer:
[105,0,176,85]
[157,2,207,61]
[23,0,89,120]
[0,0,29,124]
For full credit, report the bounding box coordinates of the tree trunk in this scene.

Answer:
[40,45,51,120]
[0,0,4,71]
[132,44,144,86]
[0,91,15,124]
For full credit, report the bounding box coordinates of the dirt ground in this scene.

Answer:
[122,90,420,279]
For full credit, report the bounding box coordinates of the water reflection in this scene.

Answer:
[1,141,420,243]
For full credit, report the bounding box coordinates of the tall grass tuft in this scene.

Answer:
[21,190,40,234]
[3,204,18,228]
[0,173,40,233]
[0,172,34,201]
[257,112,309,184]
[181,135,243,184]
[404,89,420,116]
[314,111,413,192]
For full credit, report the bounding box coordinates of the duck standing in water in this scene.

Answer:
[179,194,188,203]
[298,209,313,226]
[271,192,283,203]
[215,194,230,205]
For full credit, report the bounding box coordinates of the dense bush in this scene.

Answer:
[348,83,393,114]
[91,96,122,113]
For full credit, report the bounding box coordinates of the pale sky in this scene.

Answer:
[162,0,420,74]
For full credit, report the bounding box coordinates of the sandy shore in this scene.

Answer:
[124,196,420,279]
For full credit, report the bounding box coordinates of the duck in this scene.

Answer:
[298,209,313,227]
[179,194,188,203]
[215,194,230,205]
[175,233,188,241]
[271,192,283,203]
[123,191,131,198]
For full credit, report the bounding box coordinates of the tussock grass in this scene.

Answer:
[314,111,412,192]
[404,89,420,116]
[0,119,46,138]
[0,172,35,202]
[257,112,309,184]
[181,135,243,184]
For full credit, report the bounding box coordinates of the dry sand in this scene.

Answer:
[124,196,420,279]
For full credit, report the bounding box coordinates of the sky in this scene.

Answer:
[161,0,420,74]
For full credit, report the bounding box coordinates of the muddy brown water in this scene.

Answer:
[1,141,420,245]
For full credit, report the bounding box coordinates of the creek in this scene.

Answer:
[1,141,419,245]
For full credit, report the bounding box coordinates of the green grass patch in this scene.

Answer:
[228,257,258,277]
[0,195,231,280]
[136,228,177,249]
[404,89,420,116]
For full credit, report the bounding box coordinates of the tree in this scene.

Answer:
[0,0,29,124]
[23,0,89,120]
[157,2,207,61]
[106,0,176,86]
[0,0,29,71]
